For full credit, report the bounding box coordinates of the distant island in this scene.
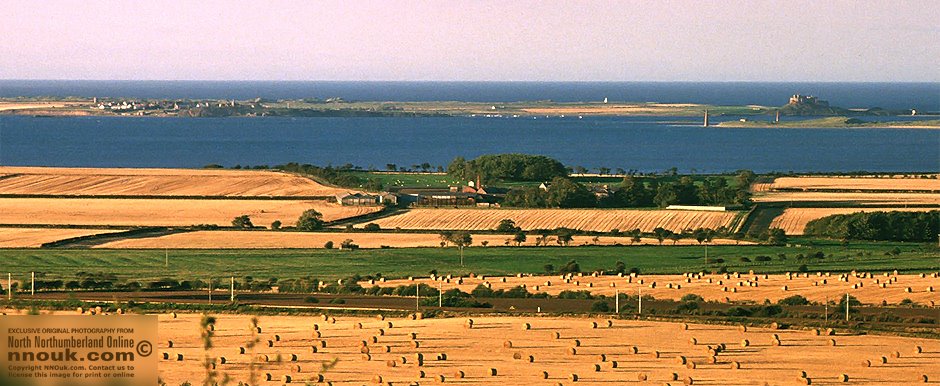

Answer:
[0,93,934,120]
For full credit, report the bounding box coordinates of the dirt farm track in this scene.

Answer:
[7,309,938,386]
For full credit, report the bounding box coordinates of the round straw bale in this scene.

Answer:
[740,339,749,348]
[512,352,522,360]
[880,356,888,364]
[360,346,370,354]
[489,368,497,376]
[504,340,513,348]
[354,322,363,329]
[570,374,579,382]
[386,360,397,367]
[412,340,420,348]
[454,370,465,378]
[826,328,835,336]
[739,325,748,332]
[167,340,174,348]
[687,361,697,369]
[591,321,598,329]
[915,345,923,354]
[568,347,577,355]
[921,375,928,382]
[650,350,660,358]
[829,339,837,346]
[372,375,383,384]
[361,353,371,361]
[730,361,741,369]
[598,354,607,362]
[162,353,169,360]
[838,374,848,382]
[282,375,292,383]
[689,337,698,345]
[417,370,426,378]
[676,355,687,365]
[542,371,549,379]
[239,347,246,354]
[637,373,648,381]
[522,322,531,330]
[264,373,272,381]
[552,331,561,339]
[593,364,601,372]
[438,353,448,361]
[862,359,871,367]
[176,353,183,361]
[527,355,534,362]
[410,332,418,339]
[573,339,581,347]
[437,374,446,382]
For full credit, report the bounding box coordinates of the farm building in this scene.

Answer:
[337,192,380,206]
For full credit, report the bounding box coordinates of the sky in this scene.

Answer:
[1,0,937,82]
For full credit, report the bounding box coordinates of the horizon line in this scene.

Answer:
[1,79,937,84]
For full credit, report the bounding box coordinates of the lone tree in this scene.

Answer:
[231,215,253,229]
[296,209,324,231]
[447,232,473,266]
[513,232,527,246]
[653,227,669,245]
[496,219,522,233]
[270,220,282,230]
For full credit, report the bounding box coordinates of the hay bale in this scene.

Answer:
[412,340,420,348]
[527,355,535,362]
[637,373,648,381]
[289,354,298,362]
[862,359,871,367]
[311,346,318,353]
[522,322,531,330]
[610,360,619,368]
[593,364,601,372]
[880,356,888,364]
[838,374,849,382]
[438,353,448,361]
[568,347,578,355]
[372,375,383,384]
[573,339,581,347]
[282,375,292,383]
[590,321,598,329]
[265,373,272,382]
[730,361,741,369]
[176,353,184,361]
[825,328,835,336]
[417,370,426,378]
[386,360,397,367]
[740,339,750,348]
[361,353,371,361]
[598,354,607,362]
[675,355,687,365]
[739,325,748,332]
[542,371,550,379]
[167,340,174,348]
[829,339,837,346]
[410,332,418,339]
[689,337,698,345]
[239,347,246,354]
[354,322,363,329]
[682,323,689,330]
[503,340,513,348]
[628,346,639,354]
[313,331,322,338]
[650,350,660,358]
[512,352,523,360]
[454,370,465,379]
[687,361,697,369]
[921,375,929,382]
[915,345,923,354]
[570,374,579,382]
[891,351,901,358]
[551,331,561,339]
[360,346,370,354]
[489,368,498,376]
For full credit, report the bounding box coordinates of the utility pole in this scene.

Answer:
[845,293,850,322]
[459,245,464,267]
[165,249,168,267]
[31,272,34,296]
[438,280,442,308]
[208,280,212,304]
[615,289,619,314]
[825,296,829,325]
[638,288,642,315]
[7,273,11,300]
[416,285,420,311]
[230,276,235,302]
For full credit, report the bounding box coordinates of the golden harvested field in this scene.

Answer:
[362,209,741,233]
[770,176,940,191]
[0,198,379,227]
[12,309,937,386]
[0,166,348,197]
[376,272,940,306]
[93,231,752,249]
[0,227,122,247]
[769,207,939,235]
[752,191,940,205]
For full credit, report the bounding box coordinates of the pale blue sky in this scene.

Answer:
[1,0,937,81]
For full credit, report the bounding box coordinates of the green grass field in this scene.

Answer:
[1,239,936,284]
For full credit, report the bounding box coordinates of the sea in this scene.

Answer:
[0,81,938,173]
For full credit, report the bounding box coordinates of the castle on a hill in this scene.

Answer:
[788,94,829,106]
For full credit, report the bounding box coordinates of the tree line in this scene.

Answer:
[503,172,754,208]
[805,210,938,242]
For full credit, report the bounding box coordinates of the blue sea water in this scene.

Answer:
[1,114,937,173]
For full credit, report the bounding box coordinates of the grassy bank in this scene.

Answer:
[0,239,936,283]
